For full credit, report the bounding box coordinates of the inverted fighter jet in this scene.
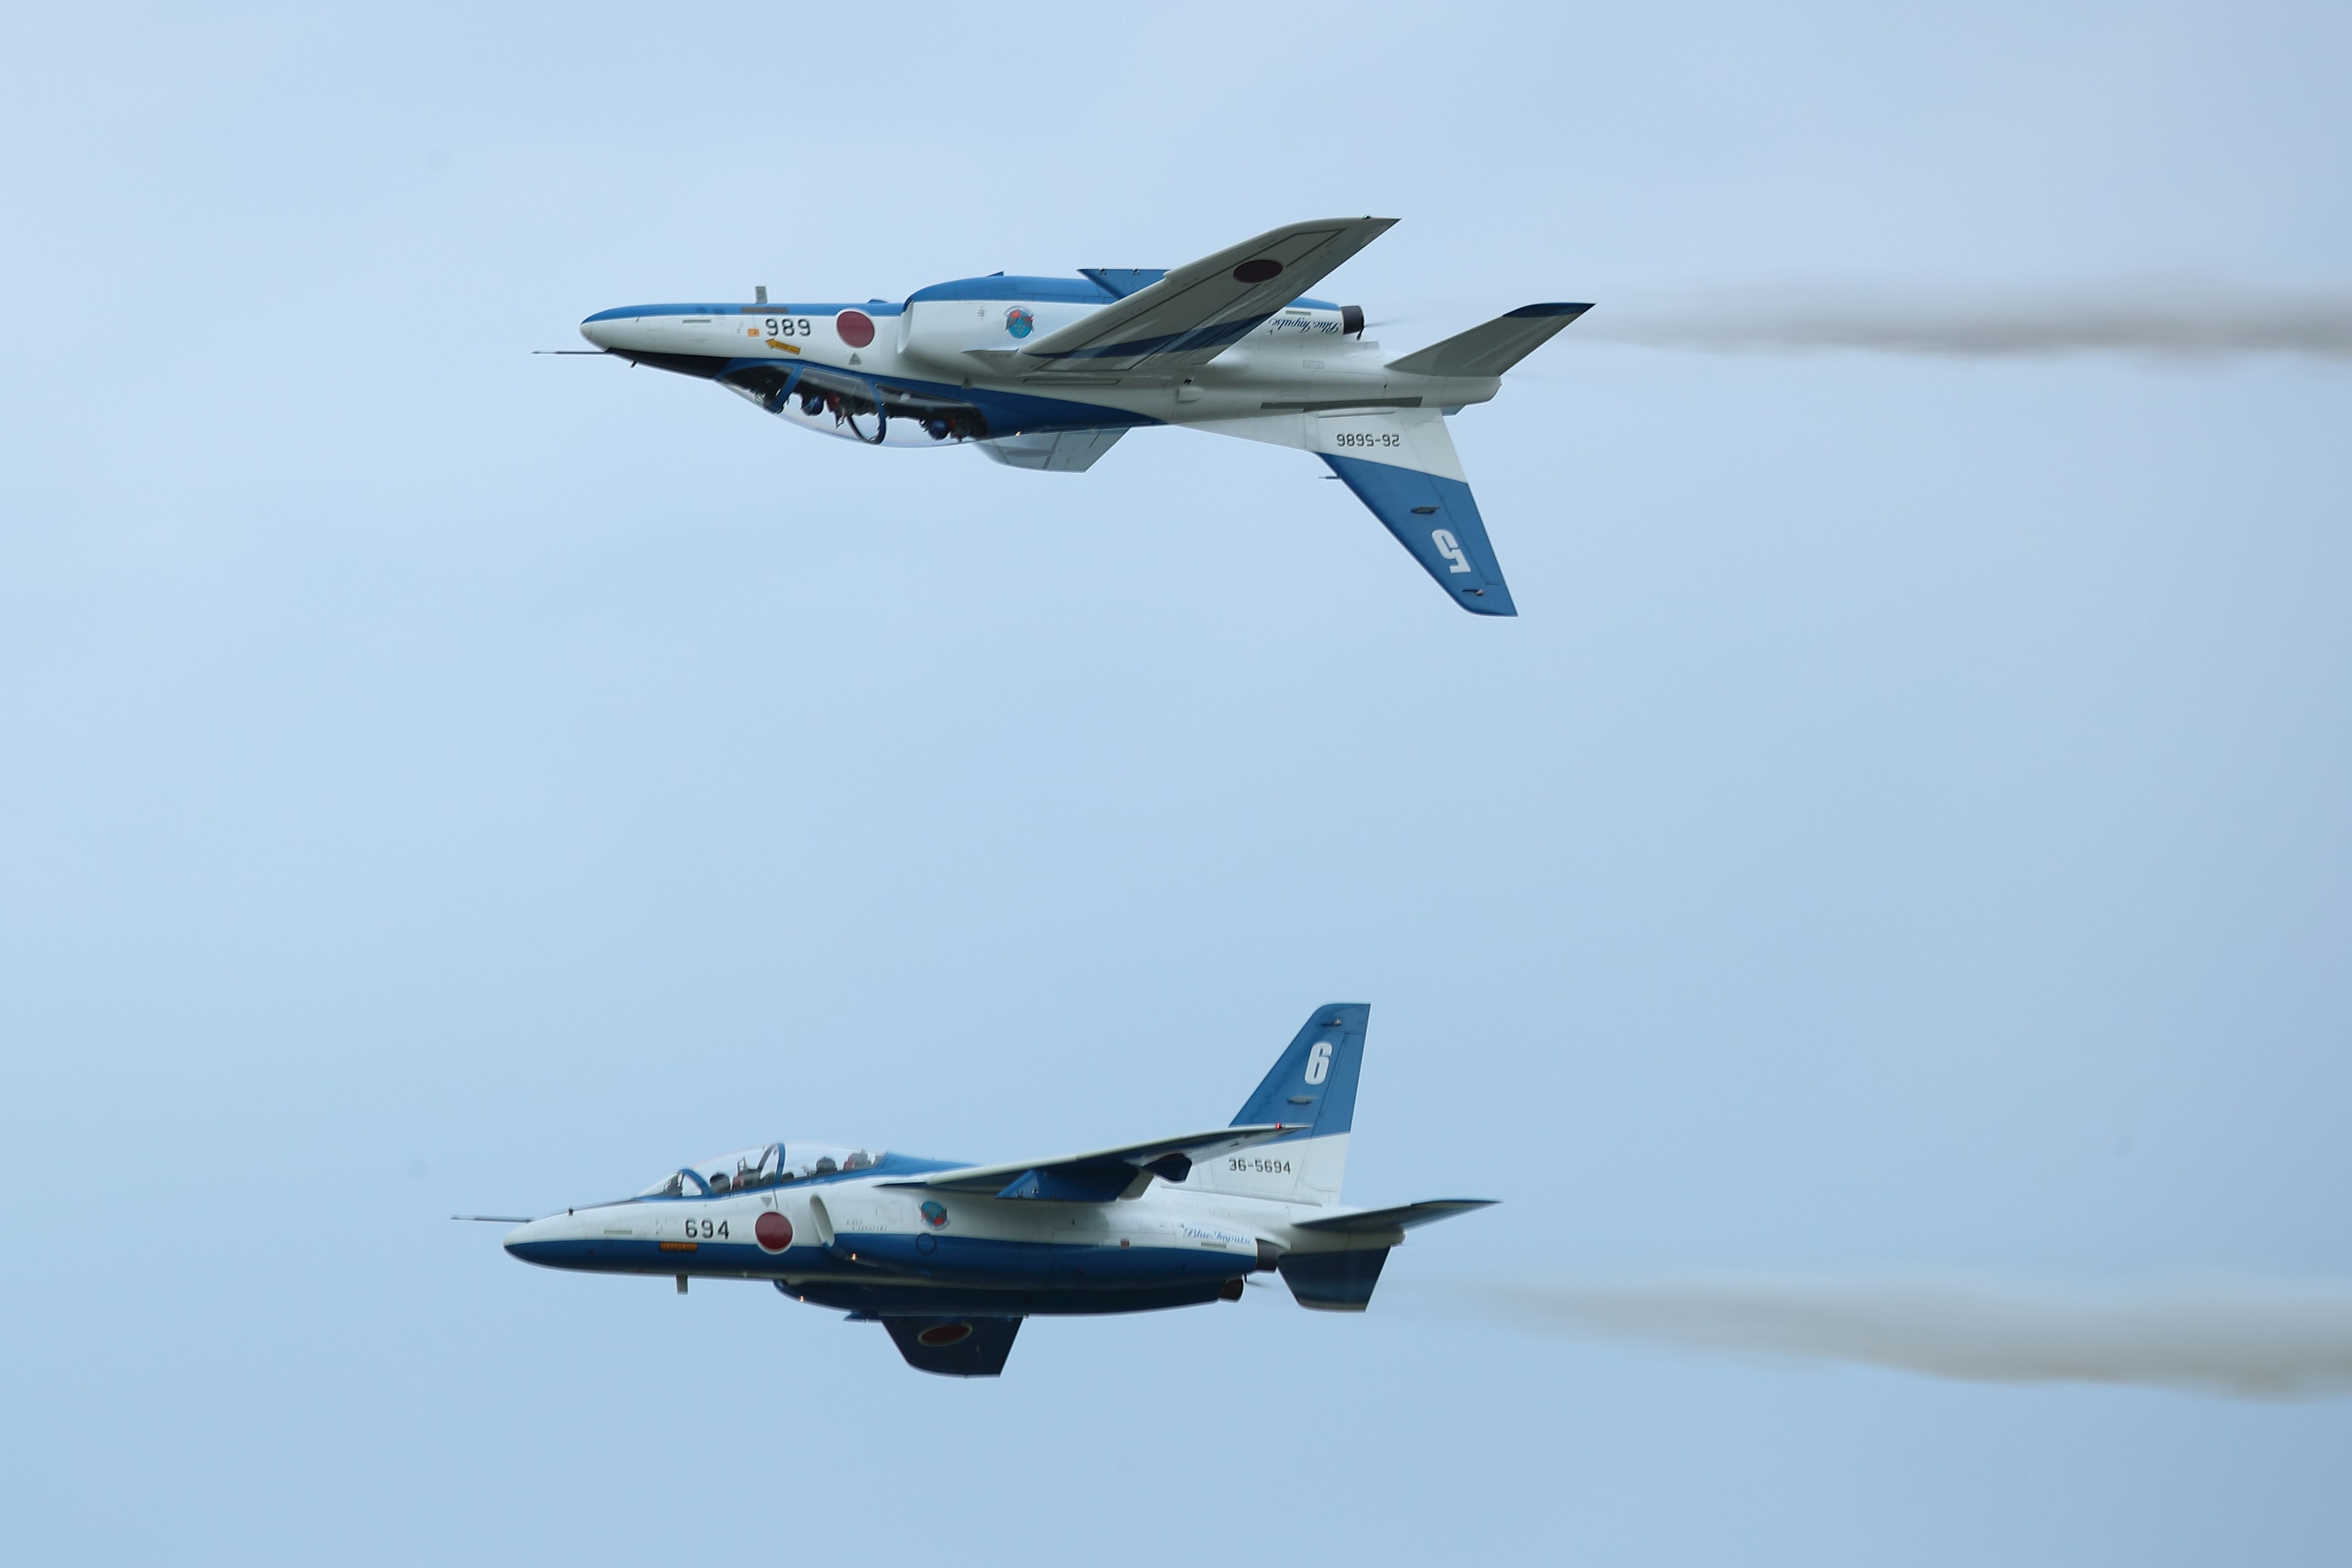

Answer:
[575,219,1588,615]
[489,1005,1493,1376]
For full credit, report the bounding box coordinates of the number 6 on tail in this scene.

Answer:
[1431,529,1472,574]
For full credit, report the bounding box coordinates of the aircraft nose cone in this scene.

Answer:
[503,1215,559,1265]
[579,316,617,350]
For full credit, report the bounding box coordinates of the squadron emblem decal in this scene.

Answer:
[920,1199,949,1228]
[1004,306,1035,339]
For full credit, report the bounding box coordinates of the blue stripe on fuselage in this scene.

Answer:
[507,1237,818,1275]
[827,1232,1249,1287]
[788,1280,1229,1316]
[710,356,1161,437]
[904,274,1119,305]
[507,1232,1250,1291]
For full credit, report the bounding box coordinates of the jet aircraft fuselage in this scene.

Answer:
[580,288,1500,445]
[506,1140,1313,1316]
[497,1005,1493,1376]
[573,217,1589,615]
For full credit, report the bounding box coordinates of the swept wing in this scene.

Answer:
[1015,216,1396,374]
[883,1124,1303,1201]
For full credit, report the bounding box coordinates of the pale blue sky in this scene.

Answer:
[4,3,2350,1563]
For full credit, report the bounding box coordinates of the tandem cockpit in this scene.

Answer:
[635,1142,883,1200]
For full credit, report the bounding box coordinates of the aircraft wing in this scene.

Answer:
[978,428,1127,471]
[879,1316,1022,1378]
[1290,1199,1499,1233]
[884,1124,1303,1201]
[1016,216,1396,374]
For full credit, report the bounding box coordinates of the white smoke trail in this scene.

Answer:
[1469,1276,2352,1399]
[1581,285,2352,361]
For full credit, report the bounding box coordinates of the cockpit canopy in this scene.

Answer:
[636,1141,881,1199]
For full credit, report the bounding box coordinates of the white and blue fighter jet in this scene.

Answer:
[495,1005,1493,1376]
[575,218,1588,616]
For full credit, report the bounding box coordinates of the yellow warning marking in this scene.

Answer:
[766,339,802,354]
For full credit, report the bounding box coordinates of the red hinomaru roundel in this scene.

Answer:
[916,1322,973,1348]
[754,1210,794,1252]
[834,309,875,348]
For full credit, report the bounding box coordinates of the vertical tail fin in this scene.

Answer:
[1190,1004,1367,1207]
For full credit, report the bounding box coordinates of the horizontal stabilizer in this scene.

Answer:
[1291,1199,1499,1234]
[1385,303,1591,378]
[884,1124,1304,1200]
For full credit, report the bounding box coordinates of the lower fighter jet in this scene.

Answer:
[491,1005,1493,1376]
[572,218,1587,616]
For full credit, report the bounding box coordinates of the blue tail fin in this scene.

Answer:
[1231,1003,1367,1135]
[1196,1005,1366,1206]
